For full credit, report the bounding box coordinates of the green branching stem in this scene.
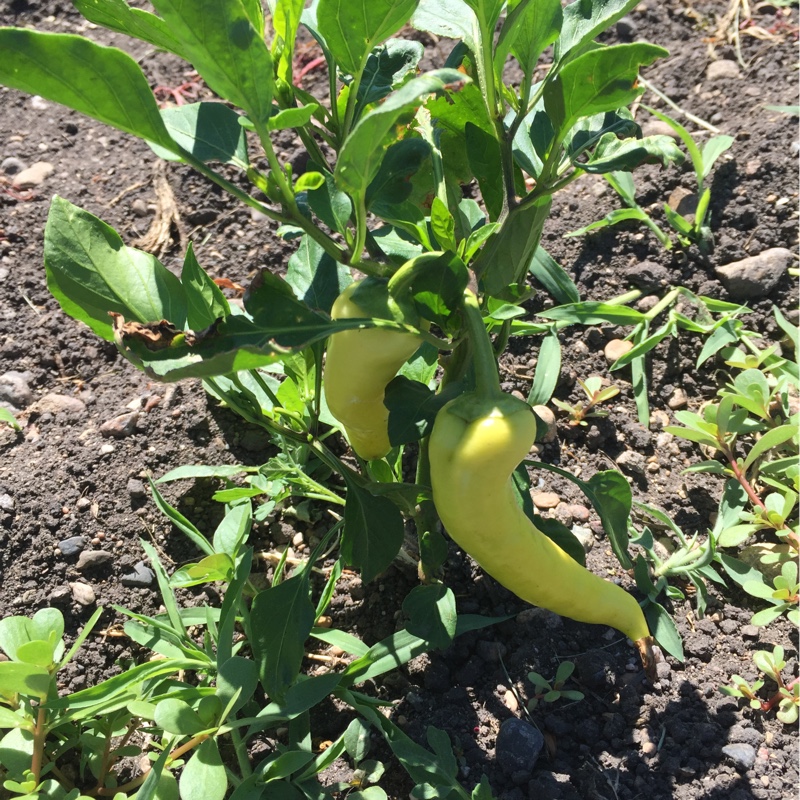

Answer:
[230,729,252,779]
[351,194,368,265]
[644,288,681,321]
[462,290,501,398]
[341,68,365,142]
[414,435,440,580]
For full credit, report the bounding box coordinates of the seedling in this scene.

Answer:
[552,376,620,425]
[527,661,584,710]
[721,646,800,725]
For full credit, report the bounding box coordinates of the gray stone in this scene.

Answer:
[571,525,595,554]
[69,582,96,607]
[0,493,14,512]
[616,449,647,475]
[100,411,139,438]
[76,549,114,571]
[1,156,27,176]
[716,248,794,299]
[120,561,155,588]
[722,743,756,771]
[32,393,87,415]
[58,536,86,557]
[531,405,557,443]
[131,199,151,217]
[616,15,638,39]
[0,371,33,409]
[496,718,545,774]
[742,625,760,640]
[49,585,71,603]
[127,478,147,498]
[707,60,741,81]
[626,260,671,292]
[12,161,54,189]
[641,120,680,140]
[729,723,762,747]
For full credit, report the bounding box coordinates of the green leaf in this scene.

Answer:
[269,0,305,81]
[286,235,353,314]
[72,0,189,58]
[148,479,214,556]
[216,656,259,719]
[0,728,35,777]
[0,28,179,151]
[581,133,685,173]
[335,69,468,198]
[750,606,784,626]
[149,0,273,125]
[643,601,684,661]
[544,44,667,137]
[358,38,425,109]
[555,0,643,63]
[154,698,206,736]
[0,407,20,431]
[317,0,420,76]
[268,103,320,131]
[742,424,797,473]
[307,168,353,235]
[14,640,56,669]
[566,207,651,238]
[366,138,431,212]
[473,196,551,297]
[495,0,562,85]
[465,122,504,221]
[0,662,51,699]
[341,476,405,582]
[181,243,231,331]
[528,327,561,405]
[212,503,252,557]
[251,573,315,700]
[700,135,734,182]
[151,102,249,167]
[529,245,580,304]
[44,196,187,342]
[430,197,458,253]
[0,707,30,731]
[179,738,227,800]
[402,585,457,649]
[412,0,480,54]
[385,376,461,446]
[537,301,644,325]
[534,515,586,566]
[696,320,740,368]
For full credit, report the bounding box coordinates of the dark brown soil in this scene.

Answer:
[0,1,797,799]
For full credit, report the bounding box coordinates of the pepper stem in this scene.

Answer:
[462,290,502,398]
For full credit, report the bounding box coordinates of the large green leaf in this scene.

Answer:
[286,235,353,314]
[149,0,273,125]
[402,585,457,650]
[181,243,231,332]
[544,43,667,138]
[473,196,551,296]
[0,29,178,151]
[318,0,420,76]
[581,133,684,173]
[341,477,405,583]
[495,0,562,83]
[251,574,316,701]
[150,102,249,167]
[44,197,187,341]
[335,69,468,198]
[412,0,480,56]
[72,0,189,59]
[358,38,425,110]
[555,0,642,63]
[179,739,227,800]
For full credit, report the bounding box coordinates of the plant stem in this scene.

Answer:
[30,705,47,787]
[229,729,252,778]
[351,194,368,265]
[461,291,501,397]
[644,287,681,321]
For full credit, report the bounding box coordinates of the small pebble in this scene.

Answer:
[30,95,49,110]
[503,689,519,713]
[532,491,560,509]
[32,393,87,415]
[120,561,155,588]
[58,536,86,557]
[292,531,304,548]
[649,409,670,428]
[742,625,760,640]
[100,411,139,438]
[496,718,545,773]
[131,199,151,217]
[12,160,54,188]
[715,248,794,300]
[616,449,647,475]
[616,15,638,39]
[76,549,114,571]
[75,497,92,512]
[667,388,688,409]
[706,60,741,81]
[604,339,634,364]
[531,405,557,442]
[570,504,590,523]
[70,582,96,607]
[642,741,658,757]
[127,478,147,498]
[571,525,594,554]
[0,493,14,512]
[722,743,756,771]
[555,502,573,525]
[0,370,33,409]
[100,443,115,455]
[641,120,680,140]
[1,156,27,176]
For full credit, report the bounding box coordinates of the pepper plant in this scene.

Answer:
[0,0,687,788]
